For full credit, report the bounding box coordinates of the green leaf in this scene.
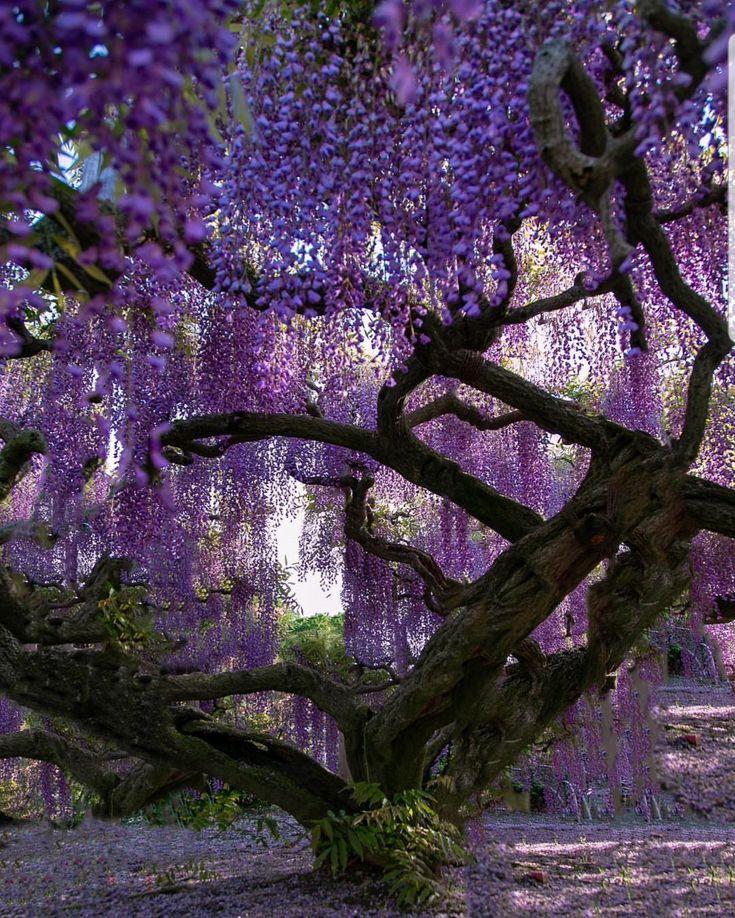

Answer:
[346,828,363,859]
[81,261,112,285]
[229,73,254,135]
[49,208,81,248]
[263,815,280,840]
[54,261,85,290]
[12,267,49,291]
[329,841,339,875]
[337,837,348,871]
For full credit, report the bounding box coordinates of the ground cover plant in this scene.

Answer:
[0,0,733,909]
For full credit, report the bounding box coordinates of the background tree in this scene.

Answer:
[0,0,731,845]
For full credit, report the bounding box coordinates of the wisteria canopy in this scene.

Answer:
[0,0,732,841]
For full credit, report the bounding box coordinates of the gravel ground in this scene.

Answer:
[654,680,735,822]
[1,678,733,917]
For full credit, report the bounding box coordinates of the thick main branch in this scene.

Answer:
[163,409,543,541]
[165,661,365,735]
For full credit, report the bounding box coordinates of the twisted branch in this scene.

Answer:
[162,409,543,541]
[406,392,524,432]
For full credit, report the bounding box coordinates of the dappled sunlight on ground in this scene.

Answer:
[654,681,735,821]
[469,820,735,916]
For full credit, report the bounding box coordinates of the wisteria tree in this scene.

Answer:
[0,0,732,853]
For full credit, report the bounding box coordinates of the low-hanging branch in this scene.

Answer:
[0,728,119,802]
[436,350,634,451]
[165,661,366,735]
[162,409,544,542]
[682,477,735,540]
[0,612,354,825]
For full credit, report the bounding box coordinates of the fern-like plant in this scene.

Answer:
[310,782,468,909]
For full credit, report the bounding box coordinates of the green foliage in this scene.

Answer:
[60,781,103,828]
[560,375,604,413]
[142,858,219,889]
[668,643,684,675]
[0,778,30,821]
[278,611,349,671]
[136,783,264,832]
[278,612,395,689]
[311,783,468,909]
[97,585,157,648]
[529,780,546,813]
[368,502,421,543]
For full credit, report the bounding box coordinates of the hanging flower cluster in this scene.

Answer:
[0,0,239,349]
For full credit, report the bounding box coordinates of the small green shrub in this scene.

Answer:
[136,783,266,833]
[311,782,468,909]
[530,780,546,812]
